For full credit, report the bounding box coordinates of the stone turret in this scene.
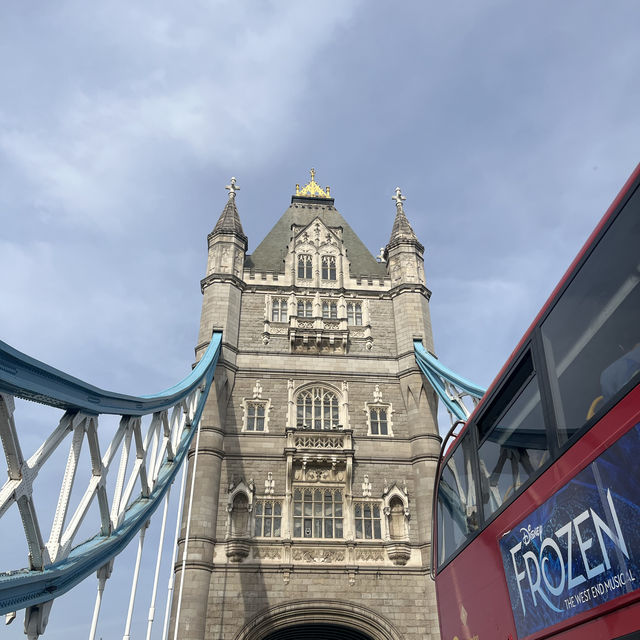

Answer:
[170,178,247,640]
[198,177,247,349]
[384,188,439,568]
[384,187,426,288]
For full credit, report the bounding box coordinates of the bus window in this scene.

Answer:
[541,185,640,443]
[436,432,478,568]
[477,353,548,519]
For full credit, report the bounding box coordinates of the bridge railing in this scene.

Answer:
[0,332,222,639]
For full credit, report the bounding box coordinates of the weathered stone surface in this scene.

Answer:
[170,180,442,640]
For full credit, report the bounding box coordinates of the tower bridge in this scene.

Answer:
[0,172,483,639]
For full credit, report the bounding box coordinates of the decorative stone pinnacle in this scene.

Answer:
[225,176,240,199]
[392,186,406,211]
[297,168,330,198]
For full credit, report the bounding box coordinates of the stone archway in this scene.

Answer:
[262,623,372,640]
[234,599,403,640]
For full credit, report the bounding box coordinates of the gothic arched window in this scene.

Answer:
[321,255,336,280]
[296,386,340,430]
[230,493,250,537]
[388,497,406,540]
[297,254,313,279]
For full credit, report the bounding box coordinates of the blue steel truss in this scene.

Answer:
[414,340,485,422]
[0,332,221,618]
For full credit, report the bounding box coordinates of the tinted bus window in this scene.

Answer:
[541,185,640,443]
[476,353,548,519]
[436,432,478,568]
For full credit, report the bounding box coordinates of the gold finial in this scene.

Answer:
[225,176,240,199]
[297,168,330,198]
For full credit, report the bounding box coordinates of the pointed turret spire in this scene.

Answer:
[389,187,419,245]
[211,177,248,249]
[384,187,425,286]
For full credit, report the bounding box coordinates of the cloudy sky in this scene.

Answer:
[1,1,639,638]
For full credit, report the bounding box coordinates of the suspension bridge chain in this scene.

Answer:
[413,340,486,425]
[0,332,222,639]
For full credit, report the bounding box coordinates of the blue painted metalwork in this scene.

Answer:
[0,332,222,616]
[0,334,220,416]
[414,340,485,421]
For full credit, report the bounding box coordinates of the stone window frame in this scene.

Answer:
[364,402,393,437]
[321,300,338,319]
[271,297,288,322]
[241,398,271,433]
[346,301,363,325]
[296,384,341,430]
[292,485,344,539]
[297,254,313,279]
[296,299,313,318]
[353,499,383,540]
[321,255,337,281]
[253,498,283,538]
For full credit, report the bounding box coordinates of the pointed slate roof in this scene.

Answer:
[386,187,424,252]
[210,177,248,249]
[245,198,387,278]
[213,197,246,237]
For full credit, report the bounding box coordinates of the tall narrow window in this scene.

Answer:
[347,302,362,325]
[298,254,313,279]
[271,298,287,322]
[254,500,282,537]
[370,407,388,435]
[246,402,266,431]
[321,256,336,280]
[293,488,343,538]
[355,502,382,539]
[296,387,340,429]
[297,300,313,317]
[322,301,338,319]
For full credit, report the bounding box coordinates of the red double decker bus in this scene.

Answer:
[432,164,640,640]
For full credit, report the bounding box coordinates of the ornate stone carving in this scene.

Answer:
[362,474,372,497]
[385,542,411,566]
[292,548,345,563]
[226,538,251,562]
[264,471,275,495]
[293,434,344,449]
[269,326,288,335]
[293,461,344,483]
[355,548,385,562]
[252,546,282,560]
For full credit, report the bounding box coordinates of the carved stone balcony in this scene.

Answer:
[284,427,354,492]
[384,541,411,566]
[288,315,349,354]
[226,536,251,562]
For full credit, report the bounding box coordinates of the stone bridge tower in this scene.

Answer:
[169,171,441,640]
